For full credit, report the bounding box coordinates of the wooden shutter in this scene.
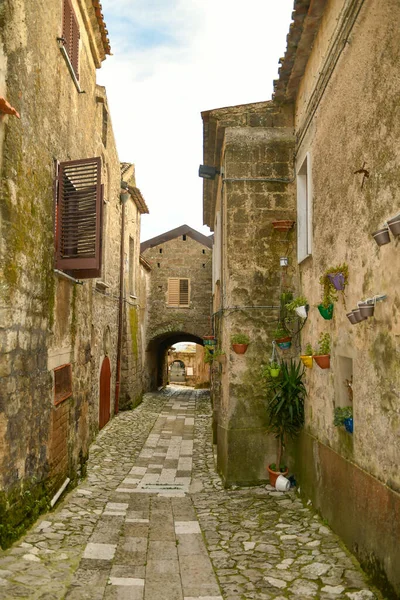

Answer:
[62,0,80,79]
[56,157,103,278]
[168,278,180,306]
[179,279,189,306]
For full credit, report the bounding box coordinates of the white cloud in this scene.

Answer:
[97,0,293,241]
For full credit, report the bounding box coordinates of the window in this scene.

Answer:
[54,364,72,405]
[297,153,312,263]
[62,0,80,80]
[55,157,103,278]
[168,278,190,307]
[129,236,135,295]
[182,234,187,241]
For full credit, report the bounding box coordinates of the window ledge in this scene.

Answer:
[166,305,191,309]
[96,280,110,291]
[130,294,137,299]
[58,41,83,93]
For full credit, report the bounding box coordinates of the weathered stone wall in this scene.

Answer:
[168,348,209,387]
[291,0,400,594]
[141,229,212,389]
[203,102,297,485]
[0,0,135,546]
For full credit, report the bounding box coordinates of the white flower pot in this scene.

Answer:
[295,305,308,319]
[275,474,290,492]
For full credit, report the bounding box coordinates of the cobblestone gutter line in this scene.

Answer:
[191,393,384,600]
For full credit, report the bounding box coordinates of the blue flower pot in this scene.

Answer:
[344,417,353,433]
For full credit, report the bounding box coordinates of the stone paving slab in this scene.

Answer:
[0,386,386,599]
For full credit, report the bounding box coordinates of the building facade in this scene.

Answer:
[0,0,147,547]
[140,225,213,389]
[201,0,400,595]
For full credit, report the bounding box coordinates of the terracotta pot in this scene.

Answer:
[300,355,313,368]
[313,354,330,369]
[268,465,288,487]
[358,303,375,318]
[372,227,390,246]
[346,311,357,325]
[272,220,295,232]
[275,336,292,350]
[232,343,248,354]
[318,304,334,320]
[387,216,400,236]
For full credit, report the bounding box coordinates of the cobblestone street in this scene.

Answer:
[0,388,383,600]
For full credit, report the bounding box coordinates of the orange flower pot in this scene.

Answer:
[232,343,248,354]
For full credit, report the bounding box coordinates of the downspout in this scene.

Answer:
[115,183,130,414]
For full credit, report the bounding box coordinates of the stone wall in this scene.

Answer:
[202,101,297,485]
[168,347,210,387]
[141,226,213,389]
[0,0,142,547]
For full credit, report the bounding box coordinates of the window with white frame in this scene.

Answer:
[297,153,312,263]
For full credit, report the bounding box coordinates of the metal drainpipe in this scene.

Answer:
[115,185,130,414]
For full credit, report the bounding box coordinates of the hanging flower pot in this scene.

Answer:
[232,343,248,354]
[352,308,367,323]
[269,367,281,378]
[295,305,308,319]
[387,216,400,236]
[300,355,313,368]
[272,220,295,232]
[327,273,346,291]
[346,311,357,325]
[275,336,292,350]
[203,335,216,347]
[372,227,390,246]
[318,304,334,320]
[313,354,330,369]
[358,303,375,318]
[344,417,354,433]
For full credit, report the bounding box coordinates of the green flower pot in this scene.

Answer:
[270,368,281,378]
[318,303,334,320]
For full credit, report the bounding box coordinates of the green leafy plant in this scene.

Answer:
[315,332,330,355]
[304,343,313,356]
[269,361,280,370]
[204,347,225,364]
[273,323,289,339]
[285,295,308,312]
[334,406,353,426]
[231,333,250,345]
[265,359,306,471]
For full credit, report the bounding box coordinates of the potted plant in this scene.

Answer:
[231,334,250,354]
[334,406,353,433]
[268,361,281,378]
[300,343,313,368]
[273,324,292,349]
[318,281,335,320]
[323,263,349,292]
[286,295,309,320]
[313,332,331,369]
[265,359,306,486]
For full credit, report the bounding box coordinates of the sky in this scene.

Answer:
[97,0,294,242]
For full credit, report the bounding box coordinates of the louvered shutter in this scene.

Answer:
[168,278,180,306]
[179,279,189,306]
[62,0,72,55]
[70,9,80,80]
[56,157,103,278]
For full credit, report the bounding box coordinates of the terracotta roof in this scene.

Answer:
[91,0,111,56]
[273,0,328,102]
[141,225,213,253]
[0,97,20,118]
[139,254,152,271]
[128,186,149,215]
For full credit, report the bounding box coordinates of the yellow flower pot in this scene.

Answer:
[300,355,313,368]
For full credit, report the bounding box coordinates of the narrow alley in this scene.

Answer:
[0,388,381,600]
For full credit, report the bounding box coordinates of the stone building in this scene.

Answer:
[168,346,210,387]
[140,225,213,389]
[201,0,400,595]
[0,0,147,547]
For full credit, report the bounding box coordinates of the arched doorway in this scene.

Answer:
[170,360,186,383]
[99,356,111,430]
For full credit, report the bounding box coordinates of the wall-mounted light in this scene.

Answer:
[198,165,220,180]
[120,180,130,203]
[280,257,288,267]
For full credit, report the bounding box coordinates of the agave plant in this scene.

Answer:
[265,359,306,472]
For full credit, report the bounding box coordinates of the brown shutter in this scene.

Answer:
[56,157,102,278]
[179,279,189,306]
[62,0,72,53]
[168,278,180,305]
[70,9,80,80]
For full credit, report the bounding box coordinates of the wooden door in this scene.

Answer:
[99,356,111,430]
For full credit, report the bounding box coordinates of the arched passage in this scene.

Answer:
[146,331,205,389]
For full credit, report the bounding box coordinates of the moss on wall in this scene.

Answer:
[129,307,138,358]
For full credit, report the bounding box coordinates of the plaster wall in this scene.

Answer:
[292,0,400,593]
